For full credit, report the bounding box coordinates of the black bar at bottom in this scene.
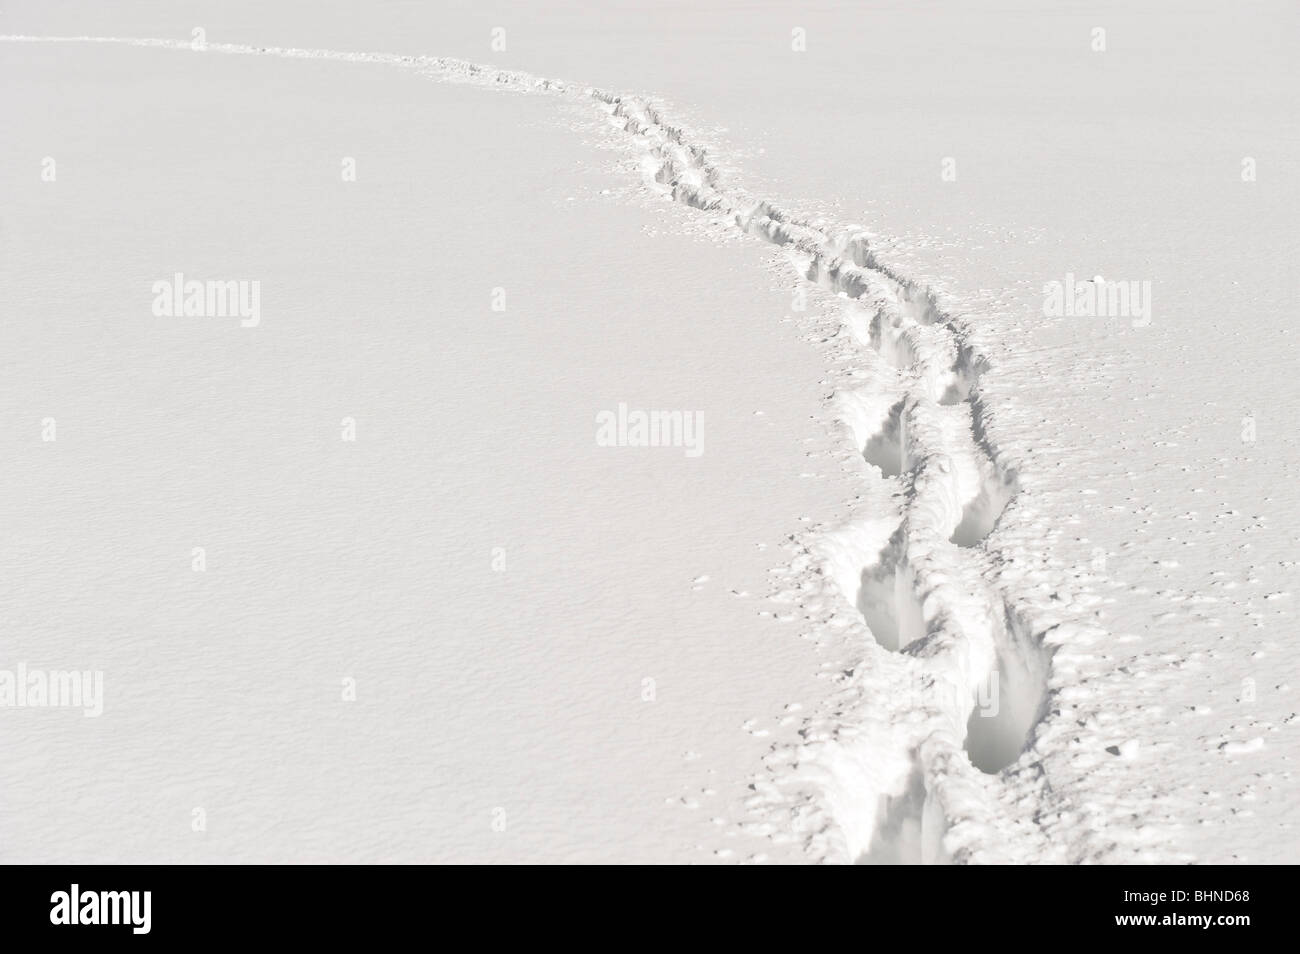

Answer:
[0,864,1275,941]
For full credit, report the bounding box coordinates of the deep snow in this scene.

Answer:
[3,1,1298,864]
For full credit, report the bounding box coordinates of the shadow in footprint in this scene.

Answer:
[858,770,926,864]
[950,479,1015,548]
[858,557,925,653]
[862,401,904,478]
[964,608,1052,773]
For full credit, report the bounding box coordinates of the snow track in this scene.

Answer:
[3,33,1109,864]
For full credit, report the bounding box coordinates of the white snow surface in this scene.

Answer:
[2,2,1298,864]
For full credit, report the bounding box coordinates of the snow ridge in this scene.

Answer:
[3,33,1112,863]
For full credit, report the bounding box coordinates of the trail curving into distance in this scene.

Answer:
[3,32,1114,863]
